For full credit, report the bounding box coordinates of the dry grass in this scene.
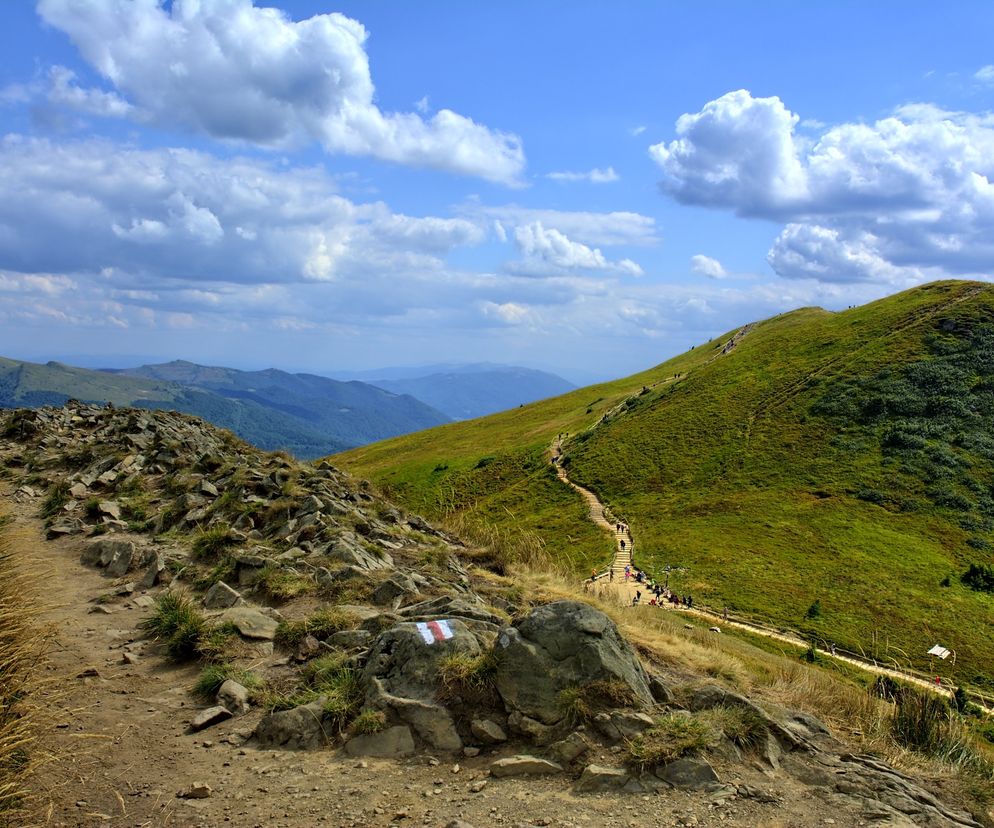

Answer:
[504,562,994,797]
[0,514,48,824]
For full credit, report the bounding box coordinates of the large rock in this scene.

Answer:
[222,606,279,640]
[325,534,393,571]
[344,725,415,758]
[255,700,330,749]
[470,718,507,745]
[203,581,243,609]
[575,764,631,792]
[493,601,653,725]
[81,538,136,577]
[217,680,250,715]
[655,757,720,790]
[362,620,480,751]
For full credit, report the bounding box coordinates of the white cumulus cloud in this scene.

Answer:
[651,90,994,284]
[690,254,727,279]
[35,0,524,184]
[975,65,994,85]
[511,221,643,277]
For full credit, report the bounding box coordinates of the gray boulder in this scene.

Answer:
[203,581,243,610]
[548,731,592,765]
[372,572,420,606]
[575,764,631,792]
[189,706,232,732]
[344,725,415,758]
[222,606,279,640]
[217,680,250,715]
[470,718,507,745]
[493,601,653,725]
[362,620,480,751]
[655,757,720,790]
[254,699,330,749]
[81,538,136,577]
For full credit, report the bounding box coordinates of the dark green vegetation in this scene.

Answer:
[368,364,575,420]
[0,357,449,458]
[336,281,994,691]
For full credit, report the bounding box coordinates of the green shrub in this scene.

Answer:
[266,654,363,733]
[83,498,101,519]
[805,599,822,620]
[962,563,994,593]
[627,713,712,770]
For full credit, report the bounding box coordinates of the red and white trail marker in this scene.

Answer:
[416,619,454,645]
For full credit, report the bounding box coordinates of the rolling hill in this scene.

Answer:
[0,358,449,457]
[334,280,994,692]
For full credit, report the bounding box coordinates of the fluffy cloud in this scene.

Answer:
[0,135,485,286]
[35,0,524,184]
[690,254,727,279]
[511,222,643,276]
[976,65,994,85]
[546,167,619,183]
[651,90,994,283]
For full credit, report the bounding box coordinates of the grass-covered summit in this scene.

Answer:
[335,280,994,692]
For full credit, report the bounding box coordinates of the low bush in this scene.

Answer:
[437,652,498,703]
[350,709,387,736]
[557,679,637,726]
[140,591,234,662]
[191,527,236,560]
[257,565,315,602]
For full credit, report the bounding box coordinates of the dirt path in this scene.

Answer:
[548,440,993,712]
[12,483,843,828]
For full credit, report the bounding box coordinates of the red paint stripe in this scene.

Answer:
[427,620,445,642]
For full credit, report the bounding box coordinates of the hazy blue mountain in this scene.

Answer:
[0,357,449,458]
[364,364,576,420]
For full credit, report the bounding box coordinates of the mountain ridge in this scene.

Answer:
[334,279,994,693]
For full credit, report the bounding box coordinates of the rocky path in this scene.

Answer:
[10,481,852,828]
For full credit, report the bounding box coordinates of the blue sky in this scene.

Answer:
[1,1,993,383]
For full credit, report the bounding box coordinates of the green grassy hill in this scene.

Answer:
[334,280,994,692]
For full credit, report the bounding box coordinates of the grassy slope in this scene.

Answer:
[336,281,994,691]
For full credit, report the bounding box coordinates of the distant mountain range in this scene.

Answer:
[0,357,449,458]
[332,363,576,420]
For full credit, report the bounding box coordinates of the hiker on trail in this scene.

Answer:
[591,568,598,581]
[722,606,729,621]
[688,595,694,608]
[624,565,631,581]
[830,643,837,656]
[609,569,614,582]
[620,539,626,551]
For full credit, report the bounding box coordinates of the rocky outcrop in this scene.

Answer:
[493,601,653,725]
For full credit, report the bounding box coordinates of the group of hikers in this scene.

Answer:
[588,563,695,609]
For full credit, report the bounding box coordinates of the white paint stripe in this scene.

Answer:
[416,622,434,645]
[436,619,453,640]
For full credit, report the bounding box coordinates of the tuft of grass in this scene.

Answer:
[437,651,498,703]
[892,686,955,754]
[350,709,387,735]
[256,565,316,603]
[40,480,70,519]
[627,713,713,770]
[273,608,359,650]
[556,678,638,726]
[265,654,364,733]
[140,591,234,662]
[191,527,237,560]
[702,705,769,751]
[193,663,261,700]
